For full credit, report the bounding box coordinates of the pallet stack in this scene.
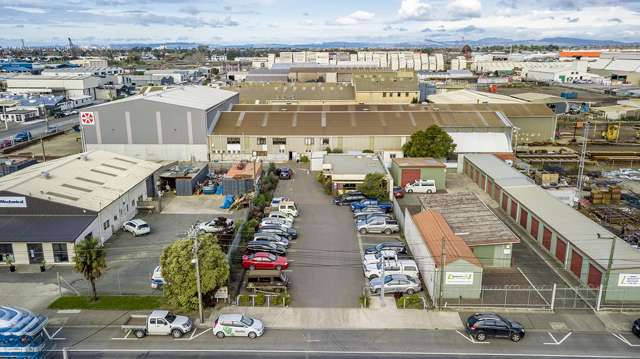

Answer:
[591,185,621,205]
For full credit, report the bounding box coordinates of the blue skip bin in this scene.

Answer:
[220,195,234,209]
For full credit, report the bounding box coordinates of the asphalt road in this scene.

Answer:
[0,114,78,141]
[274,165,363,308]
[43,328,640,359]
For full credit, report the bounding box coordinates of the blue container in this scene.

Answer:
[0,306,49,359]
[560,92,577,99]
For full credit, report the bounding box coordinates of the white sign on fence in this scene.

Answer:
[214,286,229,299]
[0,196,27,208]
[80,112,95,126]
[445,272,474,285]
[618,273,640,287]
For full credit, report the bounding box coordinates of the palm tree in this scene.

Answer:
[73,237,107,301]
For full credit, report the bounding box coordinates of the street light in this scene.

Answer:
[190,225,204,324]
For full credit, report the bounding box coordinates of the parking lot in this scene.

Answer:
[273,164,363,308]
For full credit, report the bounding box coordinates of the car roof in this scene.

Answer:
[398,259,417,266]
[218,313,243,321]
[151,310,169,317]
[129,219,147,225]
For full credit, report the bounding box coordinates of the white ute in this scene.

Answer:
[121,310,192,338]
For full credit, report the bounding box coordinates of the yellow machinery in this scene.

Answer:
[601,123,620,142]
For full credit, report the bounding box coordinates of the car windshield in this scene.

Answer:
[240,315,254,326]
[165,313,176,323]
[266,253,276,260]
[139,224,149,229]
[384,276,394,284]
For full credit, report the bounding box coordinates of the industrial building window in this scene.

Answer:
[103,220,110,230]
[322,138,330,145]
[304,137,314,145]
[227,137,241,144]
[52,243,69,263]
[0,244,13,263]
[383,92,387,97]
[273,138,287,145]
[257,137,267,145]
[405,92,409,97]
[397,92,401,97]
[389,153,397,159]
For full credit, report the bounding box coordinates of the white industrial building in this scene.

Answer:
[69,57,109,68]
[5,74,101,100]
[0,150,161,265]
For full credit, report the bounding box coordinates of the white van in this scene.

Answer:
[276,201,299,217]
[404,179,437,194]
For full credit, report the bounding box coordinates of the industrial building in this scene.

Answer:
[463,154,640,303]
[404,209,483,300]
[229,82,356,105]
[209,106,514,169]
[82,86,238,161]
[320,154,388,194]
[352,73,419,104]
[391,158,446,188]
[5,74,101,100]
[0,151,161,265]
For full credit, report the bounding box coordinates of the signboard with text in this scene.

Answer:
[618,273,640,287]
[0,196,27,208]
[445,272,474,285]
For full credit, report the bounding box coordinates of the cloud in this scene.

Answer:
[398,0,431,21]
[383,25,408,32]
[180,6,199,15]
[303,12,309,16]
[565,17,579,23]
[457,25,485,33]
[447,0,482,19]
[3,5,45,14]
[14,24,24,28]
[329,10,374,25]
[609,17,623,23]
[224,5,232,11]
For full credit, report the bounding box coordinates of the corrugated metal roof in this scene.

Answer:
[411,209,481,268]
[228,83,355,103]
[428,89,528,104]
[465,153,640,270]
[213,110,510,136]
[0,215,95,243]
[89,86,237,111]
[324,154,385,175]
[392,157,446,168]
[230,103,554,117]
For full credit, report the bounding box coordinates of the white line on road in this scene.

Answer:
[50,348,639,358]
[543,331,572,345]
[44,327,66,340]
[176,328,212,341]
[111,330,138,341]
[455,330,490,344]
[611,332,640,347]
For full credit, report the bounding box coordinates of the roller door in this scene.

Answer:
[401,169,420,187]
[502,195,508,211]
[510,200,518,220]
[587,264,602,288]
[570,250,583,278]
[542,227,552,250]
[493,183,500,201]
[555,239,567,263]
[530,217,539,239]
[519,208,528,228]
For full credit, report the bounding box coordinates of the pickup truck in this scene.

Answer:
[122,310,192,338]
[350,199,392,212]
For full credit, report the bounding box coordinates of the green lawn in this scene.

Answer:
[48,295,166,310]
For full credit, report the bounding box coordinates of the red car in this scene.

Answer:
[393,186,405,198]
[242,252,288,270]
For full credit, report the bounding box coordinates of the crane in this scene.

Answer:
[20,39,25,49]
[67,37,78,58]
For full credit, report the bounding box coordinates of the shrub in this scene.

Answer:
[241,219,259,241]
[274,293,291,307]
[238,294,251,306]
[331,148,343,154]
[324,146,332,153]
[253,193,272,208]
[254,292,266,306]
[299,155,309,163]
[358,293,370,308]
[316,172,326,184]
[268,162,277,175]
[362,149,374,153]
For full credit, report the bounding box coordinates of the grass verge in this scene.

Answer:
[48,295,166,310]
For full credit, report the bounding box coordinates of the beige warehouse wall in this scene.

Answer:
[355,91,418,104]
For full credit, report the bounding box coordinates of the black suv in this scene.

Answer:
[633,318,640,337]
[246,240,286,256]
[334,193,366,206]
[465,313,525,342]
[364,242,406,255]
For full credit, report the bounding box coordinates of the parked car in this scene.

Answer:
[362,249,412,265]
[259,224,297,239]
[334,193,366,206]
[355,212,393,224]
[465,313,525,342]
[357,218,400,235]
[270,196,290,208]
[278,167,292,180]
[121,310,192,338]
[13,130,32,143]
[353,206,387,219]
[351,199,392,212]
[247,240,286,256]
[268,211,295,224]
[150,266,165,289]
[405,179,437,194]
[253,233,289,248]
[213,314,264,339]
[273,201,299,217]
[369,274,421,295]
[633,318,640,337]
[242,252,288,271]
[260,217,293,229]
[363,259,419,280]
[0,139,13,149]
[364,242,406,255]
[245,269,289,292]
[393,186,405,198]
[197,217,234,233]
[54,112,65,119]
[123,219,151,236]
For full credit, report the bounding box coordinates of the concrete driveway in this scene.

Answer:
[274,164,363,308]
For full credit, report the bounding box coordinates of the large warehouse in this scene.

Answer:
[6,74,101,100]
[231,103,557,144]
[0,151,161,265]
[209,108,515,170]
[81,86,238,161]
[464,154,640,303]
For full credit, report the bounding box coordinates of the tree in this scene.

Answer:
[160,234,229,311]
[402,125,456,158]
[73,237,107,301]
[358,173,388,201]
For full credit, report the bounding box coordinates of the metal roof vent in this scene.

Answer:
[41,171,51,179]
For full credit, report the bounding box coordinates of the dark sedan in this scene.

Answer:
[465,313,525,342]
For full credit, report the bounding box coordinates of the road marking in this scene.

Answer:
[56,309,81,314]
[176,328,212,341]
[611,332,640,347]
[44,327,66,340]
[111,330,138,341]
[52,348,638,358]
[455,330,490,344]
[544,332,572,345]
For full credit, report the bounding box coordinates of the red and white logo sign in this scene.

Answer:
[80,112,95,126]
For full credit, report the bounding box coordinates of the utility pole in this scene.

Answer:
[576,121,590,207]
[600,233,616,305]
[191,226,204,324]
[39,105,48,162]
[379,257,385,307]
[438,236,447,310]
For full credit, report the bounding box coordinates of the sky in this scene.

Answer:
[0,0,639,46]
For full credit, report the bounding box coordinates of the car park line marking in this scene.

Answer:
[455,330,490,344]
[44,327,66,340]
[111,330,138,341]
[611,332,640,347]
[543,332,572,345]
[176,328,212,341]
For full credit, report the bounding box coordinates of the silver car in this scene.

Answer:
[369,274,421,295]
[357,218,400,235]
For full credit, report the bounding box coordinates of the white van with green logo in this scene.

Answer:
[213,314,264,339]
